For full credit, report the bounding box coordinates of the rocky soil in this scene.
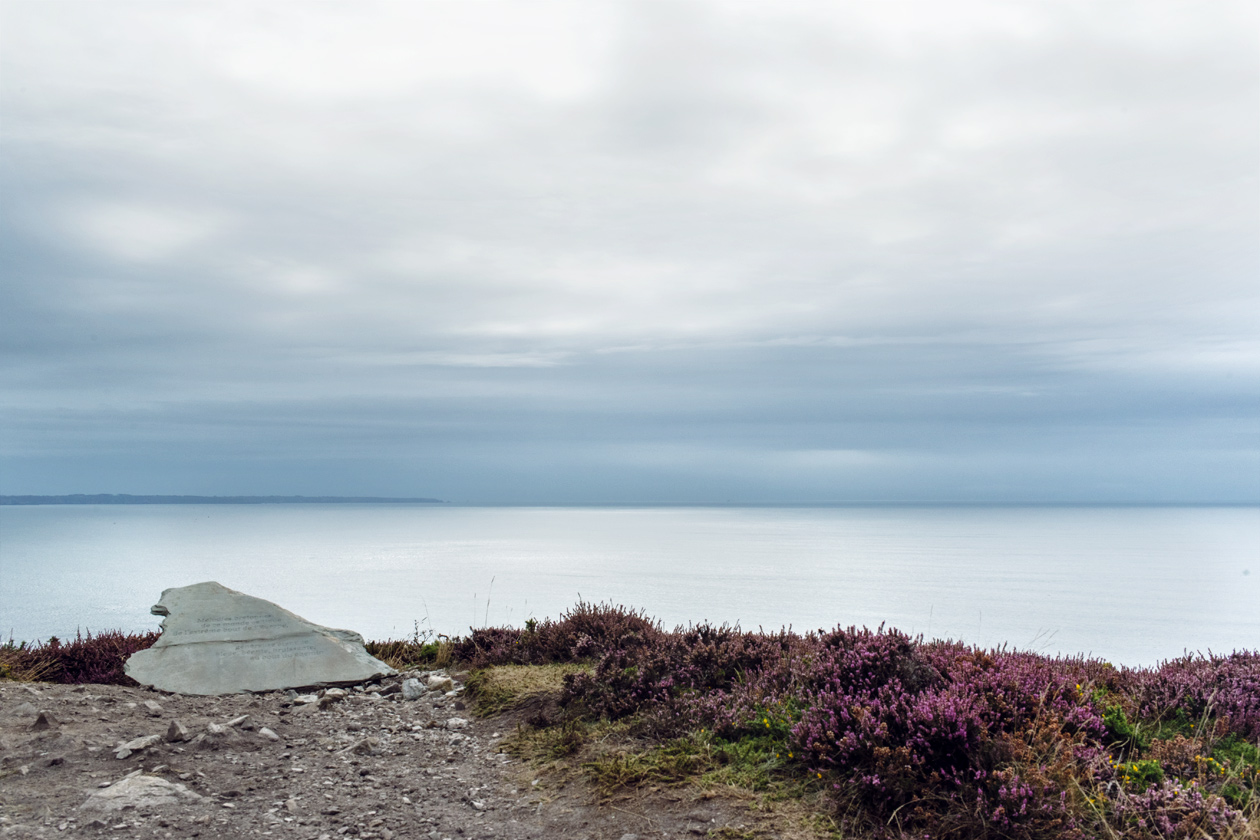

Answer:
[0,674,762,840]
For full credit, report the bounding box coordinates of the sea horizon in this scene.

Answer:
[4,495,1257,507]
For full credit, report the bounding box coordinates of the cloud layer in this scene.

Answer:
[2,0,1257,501]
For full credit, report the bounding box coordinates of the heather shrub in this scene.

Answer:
[0,630,158,685]
[453,600,659,669]
[561,623,798,729]
[1130,652,1260,739]
[788,635,1108,835]
[1110,779,1247,839]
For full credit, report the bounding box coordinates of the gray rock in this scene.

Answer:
[113,734,161,759]
[80,774,203,811]
[445,717,469,730]
[165,720,190,742]
[123,582,395,695]
[31,710,59,731]
[258,726,280,742]
[13,701,37,717]
[401,678,424,701]
[143,699,163,716]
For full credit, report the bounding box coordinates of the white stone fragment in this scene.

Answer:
[80,775,203,811]
[426,676,454,693]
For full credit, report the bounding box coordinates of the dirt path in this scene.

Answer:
[0,676,761,840]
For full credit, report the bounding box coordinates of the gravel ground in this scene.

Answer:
[0,676,760,840]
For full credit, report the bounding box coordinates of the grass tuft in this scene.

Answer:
[465,663,589,716]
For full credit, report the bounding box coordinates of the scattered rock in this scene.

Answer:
[143,699,163,716]
[165,720,190,742]
[446,718,469,730]
[31,710,59,731]
[258,726,281,742]
[228,714,255,730]
[13,701,38,717]
[113,734,161,760]
[123,581,395,695]
[401,678,424,700]
[427,675,454,693]
[80,774,203,811]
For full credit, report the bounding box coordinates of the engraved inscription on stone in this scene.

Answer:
[124,581,395,696]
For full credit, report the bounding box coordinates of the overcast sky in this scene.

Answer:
[1,0,1257,503]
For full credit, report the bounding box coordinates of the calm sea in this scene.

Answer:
[1,505,1256,666]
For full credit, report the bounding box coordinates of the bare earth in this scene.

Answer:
[0,674,767,840]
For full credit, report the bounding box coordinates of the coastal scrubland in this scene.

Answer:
[4,604,1257,839]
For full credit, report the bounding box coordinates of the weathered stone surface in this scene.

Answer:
[401,678,424,701]
[113,734,161,759]
[80,774,203,811]
[124,582,395,695]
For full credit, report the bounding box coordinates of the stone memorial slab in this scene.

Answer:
[124,581,395,695]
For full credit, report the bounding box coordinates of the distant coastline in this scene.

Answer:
[0,494,445,505]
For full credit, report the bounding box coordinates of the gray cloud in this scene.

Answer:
[1,0,1257,501]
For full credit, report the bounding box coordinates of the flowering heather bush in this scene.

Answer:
[549,614,1256,838]
[1128,651,1260,739]
[783,635,1118,836]
[561,623,797,726]
[0,630,158,685]
[453,600,659,669]
[1111,779,1246,839]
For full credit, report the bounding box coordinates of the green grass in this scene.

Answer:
[584,728,815,799]
[1212,734,1260,810]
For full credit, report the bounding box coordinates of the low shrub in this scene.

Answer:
[453,600,658,668]
[1131,652,1260,739]
[0,630,158,685]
